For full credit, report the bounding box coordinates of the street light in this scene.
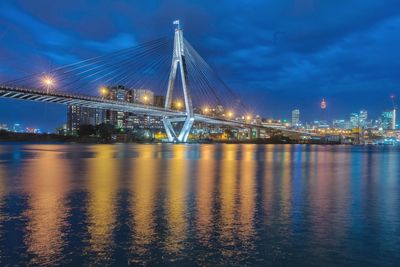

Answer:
[143,95,149,104]
[203,107,209,114]
[227,111,234,118]
[100,86,108,99]
[176,100,183,110]
[246,115,252,121]
[41,75,55,94]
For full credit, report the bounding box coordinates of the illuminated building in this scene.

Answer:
[381,110,395,130]
[13,123,22,133]
[67,105,100,135]
[350,113,359,129]
[154,95,165,108]
[359,110,368,127]
[291,109,300,127]
[133,89,154,105]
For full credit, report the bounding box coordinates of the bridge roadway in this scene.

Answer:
[0,85,309,135]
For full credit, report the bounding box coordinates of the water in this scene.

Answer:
[0,143,399,266]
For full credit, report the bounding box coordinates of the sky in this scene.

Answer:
[1,0,400,131]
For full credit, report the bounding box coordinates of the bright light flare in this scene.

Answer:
[100,87,108,95]
[176,100,183,109]
[41,76,55,87]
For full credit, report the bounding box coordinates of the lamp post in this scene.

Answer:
[41,76,55,94]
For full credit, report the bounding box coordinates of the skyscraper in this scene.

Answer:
[359,110,368,127]
[350,113,359,129]
[291,109,300,126]
[381,111,395,130]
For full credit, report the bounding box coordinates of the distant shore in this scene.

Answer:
[0,130,346,145]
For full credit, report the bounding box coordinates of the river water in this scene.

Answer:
[0,143,399,266]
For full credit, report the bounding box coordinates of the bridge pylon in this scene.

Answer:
[163,20,194,142]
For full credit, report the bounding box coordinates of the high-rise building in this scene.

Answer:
[67,105,100,135]
[154,95,166,107]
[101,85,163,130]
[350,113,359,129]
[359,110,368,127]
[381,111,395,130]
[392,109,396,130]
[102,85,133,129]
[291,109,300,126]
[133,89,154,105]
[332,119,350,129]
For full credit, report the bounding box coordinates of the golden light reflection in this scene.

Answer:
[238,145,256,242]
[22,145,71,265]
[196,145,215,244]
[165,145,188,254]
[263,145,274,220]
[130,145,158,258]
[86,145,118,260]
[281,145,292,217]
[219,145,237,252]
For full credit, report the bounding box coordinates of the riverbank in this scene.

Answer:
[0,131,346,145]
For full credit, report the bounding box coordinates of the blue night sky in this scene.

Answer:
[1,0,400,131]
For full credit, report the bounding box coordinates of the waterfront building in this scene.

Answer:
[291,109,300,127]
[13,123,22,133]
[67,105,100,135]
[102,85,133,129]
[0,124,8,131]
[381,110,395,130]
[133,89,154,105]
[154,95,165,107]
[359,110,368,127]
[350,113,359,129]
[332,119,349,129]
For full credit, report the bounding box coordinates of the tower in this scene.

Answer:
[163,20,194,142]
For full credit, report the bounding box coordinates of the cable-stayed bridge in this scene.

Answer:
[0,21,301,142]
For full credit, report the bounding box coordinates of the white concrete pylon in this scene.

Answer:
[163,20,194,142]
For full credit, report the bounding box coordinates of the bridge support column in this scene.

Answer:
[163,20,194,143]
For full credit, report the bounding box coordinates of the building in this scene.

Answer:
[392,109,397,130]
[0,124,8,131]
[154,95,165,107]
[332,119,349,129]
[102,85,133,129]
[359,110,368,127]
[101,85,164,131]
[291,109,300,127]
[381,110,395,130]
[67,105,100,135]
[350,113,359,129]
[133,89,154,105]
[13,123,22,133]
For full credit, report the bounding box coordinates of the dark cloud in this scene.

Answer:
[1,0,400,130]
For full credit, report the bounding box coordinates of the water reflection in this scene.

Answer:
[129,145,158,264]
[85,145,119,263]
[22,145,71,265]
[238,145,256,244]
[0,144,399,266]
[219,145,238,257]
[164,145,188,256]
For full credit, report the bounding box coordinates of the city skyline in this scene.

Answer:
[1,1,400,131]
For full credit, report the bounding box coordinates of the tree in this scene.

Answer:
[96,123,114,141]
[78,124,96,137]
